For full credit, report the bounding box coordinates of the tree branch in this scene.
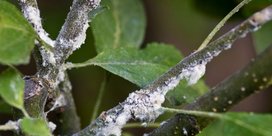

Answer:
[54,0,101,64]
[56,73,81,135]
[18,0,56,67]
[17,0,101,134]
[18,0,54,46]
[148,44,272,136]
[73,4,272,136]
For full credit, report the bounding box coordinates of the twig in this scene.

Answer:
[197,0,251,51]
[0,121,19,131]
[16,0,100,135]
[54,0,101,64]
[18,0,56,67]
[56,73,81,135]
[73,4,272,136]
[148,45,272,136]
[18,0,54,46]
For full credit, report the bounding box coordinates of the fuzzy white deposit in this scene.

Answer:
[183,127,188,135]
[160,77,181,95]
[96,89,165,136]
[23,6,55,46]
[127,89,165,122]
[73,22,89,50]
[5,120,19,131]
[40,47,56,66]
[97,110,131,136]
[90,0,101,8]
[182,63,206,85]
[56,21,88,55]
[45,94,66,116]
[57,70,65,83]
[48,122,57,132]
[251,8,272,26]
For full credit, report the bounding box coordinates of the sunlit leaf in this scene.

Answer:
[20,117,52,136]
[92,0,146,53]
[0,0,35,65]
[0,68,24,110]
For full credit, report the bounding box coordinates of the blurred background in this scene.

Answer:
[1,0,272,135]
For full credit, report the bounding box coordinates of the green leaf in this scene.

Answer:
[253,21,272,54]
[0,68,24,110]
[0,0,35,65]
[82,43,208,104]
[198,113,272,136]
[92,0,146,53]
[166,79,208,105]
[20,117,52,136]
[89,43,181,87]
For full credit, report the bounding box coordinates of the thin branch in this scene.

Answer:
[0,121,19,131]
[197,0,251,51]
[56,73,81,135]
[148,45,272,136]
[18,0,54,46]
[54,0,101,64]
[18,0,56,67]
[73,5,272,136]
[16,0,100,135]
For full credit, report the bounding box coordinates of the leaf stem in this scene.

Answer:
[124,123,161,128]
[21,108,30,118]
[197,0,252,51]
[90,72,109,122]
[161,107,222,119]
[65,61,95,69]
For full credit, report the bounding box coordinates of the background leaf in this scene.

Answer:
[20,117,52,136]
[198,113,272,136]
[88,43,181,87]
[0,68,24,110]
[92,0,146,53]
[83,43,208,104]
[0,0,35,65]
[0,98,12,114]
[252,21,272,54]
